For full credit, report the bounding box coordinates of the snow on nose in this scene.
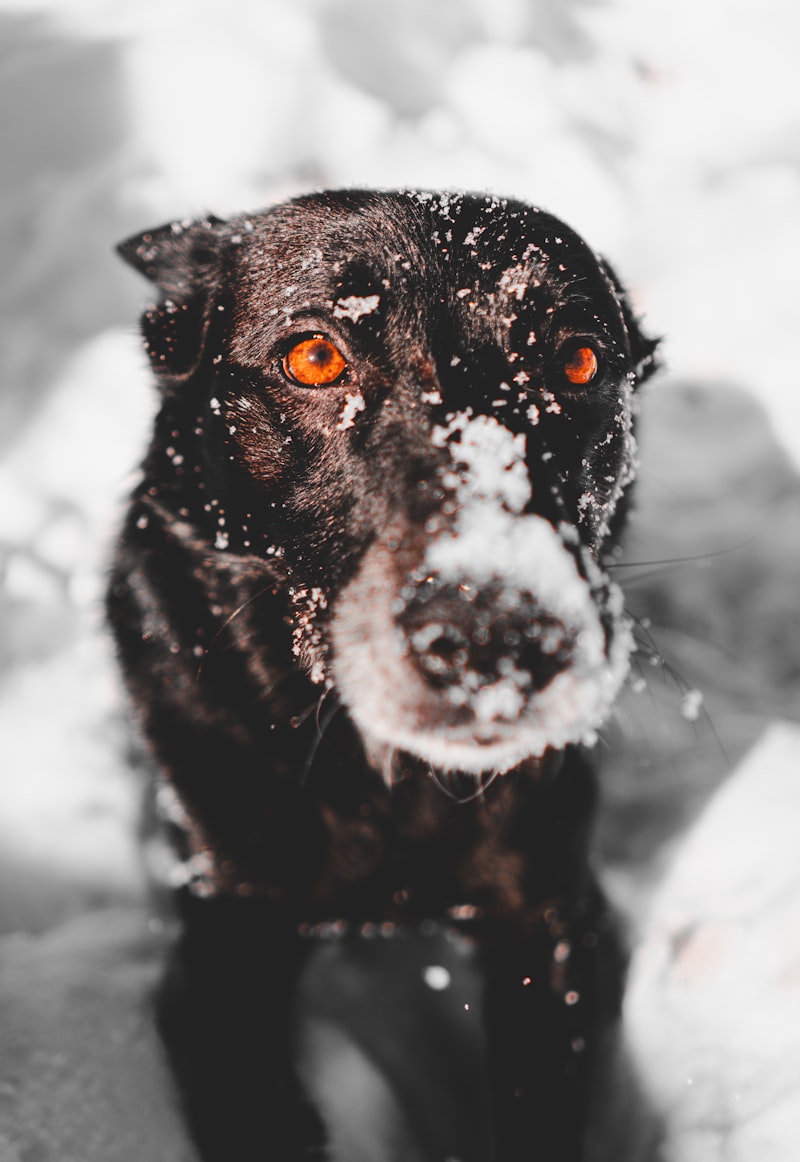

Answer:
[423,406,608,683]
[399,576,576,715]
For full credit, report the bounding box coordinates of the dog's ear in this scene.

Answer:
[117,216,225,383]
[599,258,660,387]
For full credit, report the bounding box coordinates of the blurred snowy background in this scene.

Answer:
[0,0,798,1158]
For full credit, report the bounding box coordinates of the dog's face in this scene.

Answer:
[121,190,656,776]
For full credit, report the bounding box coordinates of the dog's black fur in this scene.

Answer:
[109,190,658,1161]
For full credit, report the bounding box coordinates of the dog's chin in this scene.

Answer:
[337,653,631,778]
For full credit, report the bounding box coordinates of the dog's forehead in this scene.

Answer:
[227,191,621,335]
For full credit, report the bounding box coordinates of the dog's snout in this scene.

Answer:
[398,577,575,711]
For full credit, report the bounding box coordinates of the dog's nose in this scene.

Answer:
[398,577,575,711]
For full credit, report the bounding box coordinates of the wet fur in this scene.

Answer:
[109,190,657,1161]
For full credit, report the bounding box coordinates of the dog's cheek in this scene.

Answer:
[289,422,410,583]
[233,418,294,495]
[571,398,637,545]
[213,388,300,498]
[209,391,361,577]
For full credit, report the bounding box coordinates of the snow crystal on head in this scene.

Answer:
[336,391,366,431]
[333,294,380,323]
[428,411,596,623]
[433,412,531,513]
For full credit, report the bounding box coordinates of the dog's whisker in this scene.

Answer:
[287,700,321,730]
[631,637,697,704]
[625,654,660,711]
[314,683,337,734]
[610,530,765,588]
[627,610,665,662]
[195,580,280,679]
[427,765,501,805]
[627,616,702,706]
[609,529,765,572]
[593,726,614,753]
[628,610,696,693]
[300,693,345,787]
[632,616,768,690]
[625,614,730,763]
[248,671,296,708]
[381,745,398,788]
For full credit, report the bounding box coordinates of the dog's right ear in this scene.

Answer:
[117,216,225,383]
[598,257,660,388]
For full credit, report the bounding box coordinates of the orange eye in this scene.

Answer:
[563,345,599,386]
[283,336,347,386]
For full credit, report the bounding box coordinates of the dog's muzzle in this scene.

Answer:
[330,510,633,775]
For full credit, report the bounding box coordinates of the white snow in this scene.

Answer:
[471,676,525,724]
[421,389,442,405]
[333,295,381,322]
[625,723,800,1162]
[335,391,367,431]
[433,412,531,513]
[680,688,704,722]
[0,635,143,893]
[422,964,452,990]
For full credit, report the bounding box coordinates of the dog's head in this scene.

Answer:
[120,190,657,777]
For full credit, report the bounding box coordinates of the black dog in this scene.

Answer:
[109,190,657,1161]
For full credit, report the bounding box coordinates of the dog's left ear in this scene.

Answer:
[117,216,224,294]
[117,216,225,383]
[600,258,660,387]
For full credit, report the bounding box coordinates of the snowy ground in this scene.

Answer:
[1,1,799,1158]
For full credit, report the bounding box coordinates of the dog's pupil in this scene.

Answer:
[307,341,332,366]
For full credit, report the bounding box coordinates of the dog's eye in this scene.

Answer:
[283,336,347,386]
[562,345,599,386]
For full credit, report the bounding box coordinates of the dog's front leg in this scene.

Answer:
[158,892,329,1162]
[481,894,625,1162]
